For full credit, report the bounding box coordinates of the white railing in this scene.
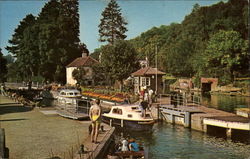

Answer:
[159,93,201,107]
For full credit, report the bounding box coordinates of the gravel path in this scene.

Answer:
[0,95,90,159]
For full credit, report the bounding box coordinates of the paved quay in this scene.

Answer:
[0,95,90,159]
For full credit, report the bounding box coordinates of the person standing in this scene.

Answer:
[89,99,102,143]
[148,88,154,109]
[140,99,148,118]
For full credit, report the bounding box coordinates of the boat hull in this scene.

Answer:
[102,116,154,131]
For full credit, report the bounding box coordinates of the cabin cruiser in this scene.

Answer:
[57,89,82,105]
[102,105,154,131]
[56,89,90,120]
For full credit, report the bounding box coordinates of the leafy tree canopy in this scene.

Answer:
[6,0,84,83]
[100,40,140,88]
[128,0,248,85]
[203,30,249,84]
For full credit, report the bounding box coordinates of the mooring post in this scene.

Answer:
[177,94,179,107]
[157,104,160,121]
[203,124,207,133]
[226,128,232,139]
[184,112,190,127]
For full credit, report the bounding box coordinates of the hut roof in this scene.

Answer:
[131,67,166,76]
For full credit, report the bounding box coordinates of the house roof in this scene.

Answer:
[66,56,99,67]
[131,67,166,76]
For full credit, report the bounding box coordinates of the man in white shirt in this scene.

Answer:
[148,88,154,109]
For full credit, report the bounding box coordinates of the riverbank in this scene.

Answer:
[0,95,90,159]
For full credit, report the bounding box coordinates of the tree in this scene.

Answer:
[72,66,87,85]
[5,0,83,83]
[204,30,249,83]
[37,0,82,83]
[101,40,139,90]
[3,54,14,64]
[6,14,38,80]
[164,39,195,77]
[0,49,8,82]
[99,0,127,44]
[92,63,106,85]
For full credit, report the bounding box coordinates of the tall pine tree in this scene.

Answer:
[99,0,127,44]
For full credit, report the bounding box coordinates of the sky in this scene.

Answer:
[0,0,223,55]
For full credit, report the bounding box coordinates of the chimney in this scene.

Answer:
[82,50,89,57]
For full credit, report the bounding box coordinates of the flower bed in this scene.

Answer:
[82,91,125,103]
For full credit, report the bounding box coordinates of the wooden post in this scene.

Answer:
[203,124,207,133]
[177,94,179,107]
[170,114,174,124]
[184,112,190,127]
[109,119,112,127]
[121,119,124,128]
[226,128,232,139]
[157,104,162,121]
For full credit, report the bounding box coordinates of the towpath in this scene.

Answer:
[0,95,90,159]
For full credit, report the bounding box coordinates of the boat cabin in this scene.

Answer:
[58,89,82,98]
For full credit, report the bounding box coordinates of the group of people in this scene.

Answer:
[118,138,140,152]
[138,87,154,118]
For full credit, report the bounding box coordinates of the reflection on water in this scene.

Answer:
[200,93,250,112]
[114,123,250,159]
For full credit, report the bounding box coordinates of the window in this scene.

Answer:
[128,114,133,118]
[112,108,123,115]
[134,77,139,84]
[60,92,66,95]
[146,78,150,86]
[140,77,150,87]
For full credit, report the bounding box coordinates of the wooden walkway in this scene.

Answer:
[153,97,250,133]
[74,124,115,159]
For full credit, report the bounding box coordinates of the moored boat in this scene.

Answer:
[57,89,82,104]
[102,105,154,131]
[56,89,89,120]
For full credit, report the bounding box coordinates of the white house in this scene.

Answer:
[66,51,99,85]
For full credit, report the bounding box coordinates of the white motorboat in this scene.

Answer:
[57,89,82,105]
[56,89,89,120]
[102,105,154,131]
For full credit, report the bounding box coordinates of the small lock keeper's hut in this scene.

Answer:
[131,67,166,94]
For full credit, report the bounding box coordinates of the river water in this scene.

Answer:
[200,93,250,112]
[40,94,250,158]
[114,122,250,159]
[111,94,250,159]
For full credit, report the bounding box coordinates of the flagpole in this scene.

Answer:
[155,44,158,97]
